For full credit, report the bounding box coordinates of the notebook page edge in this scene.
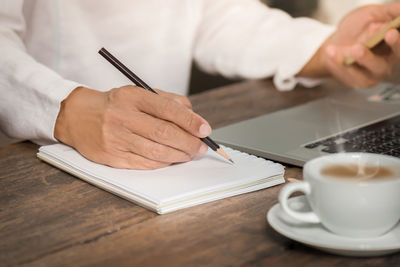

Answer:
[158,174,285,214]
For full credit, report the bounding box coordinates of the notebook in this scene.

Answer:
[37,144,284,214]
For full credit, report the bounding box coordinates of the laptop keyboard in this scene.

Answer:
[304,114,400,158]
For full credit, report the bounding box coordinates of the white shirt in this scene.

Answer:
[0,0,334,145]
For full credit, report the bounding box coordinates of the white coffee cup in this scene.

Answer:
[279,153,400,238]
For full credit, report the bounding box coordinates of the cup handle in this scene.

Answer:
[278,181,320,223]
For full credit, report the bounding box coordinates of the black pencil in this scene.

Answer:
[98,47,234,163]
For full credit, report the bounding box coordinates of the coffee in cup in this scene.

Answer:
[321,163,396,180]
[279,153,400,238]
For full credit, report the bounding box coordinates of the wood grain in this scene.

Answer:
[1,78,399,266]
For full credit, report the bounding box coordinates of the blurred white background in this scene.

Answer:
[314,0,392,24]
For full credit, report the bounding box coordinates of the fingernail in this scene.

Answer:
[326,45,336,58]
[199,123,211,136]
[199,143,208,155]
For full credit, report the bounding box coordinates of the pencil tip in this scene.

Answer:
[216,147,234,164]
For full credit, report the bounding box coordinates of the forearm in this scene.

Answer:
[0,40,81,144]
[0,1,81,144]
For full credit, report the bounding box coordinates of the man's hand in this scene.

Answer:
[300,2,400,88]
[54,86,211,169]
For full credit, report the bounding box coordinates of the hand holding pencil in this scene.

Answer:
[54,73,217,170]
[98,47,233,164]
[298,3,400,89]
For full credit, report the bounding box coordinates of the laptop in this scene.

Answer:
[211,83,400,167]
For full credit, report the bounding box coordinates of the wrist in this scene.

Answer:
[297,37,331,78]
[54,86,104,146]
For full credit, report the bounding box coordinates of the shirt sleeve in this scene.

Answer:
[0,1,81,145]
[194,0,335,91]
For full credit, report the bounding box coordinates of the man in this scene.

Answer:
[1,0,399,169]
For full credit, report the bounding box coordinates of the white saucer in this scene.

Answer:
[267,195,400,257]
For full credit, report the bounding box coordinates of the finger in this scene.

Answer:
[80,139,171,170]
[385,29,400,60]
[155,89,193,109]
[125,111,208,157]
[137,90,212,138]
[350,44,392,79]
[112,86,203,135]
[343,67,379,89]
[106,151,171,170]
[325,45,379,88]
[104,86,208,157]
[119,130,193,163]
[385,28,399,46]
[384,2,400,20]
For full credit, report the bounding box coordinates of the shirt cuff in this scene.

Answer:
[273,20,335,91]
[32,79,83,145]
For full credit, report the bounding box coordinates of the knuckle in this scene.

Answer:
[154,122,173,140]
[149,143,167,161]
[184,112,197,131]
[108,86,138,104]
[174,95,192,108]
[161,98,175,114]
[108,87,126,103]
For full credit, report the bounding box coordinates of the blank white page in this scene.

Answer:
[38,144,284,205]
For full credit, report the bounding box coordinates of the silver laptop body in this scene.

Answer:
[211,83,400,166]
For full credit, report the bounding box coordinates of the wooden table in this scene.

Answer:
[1,79,398,266]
